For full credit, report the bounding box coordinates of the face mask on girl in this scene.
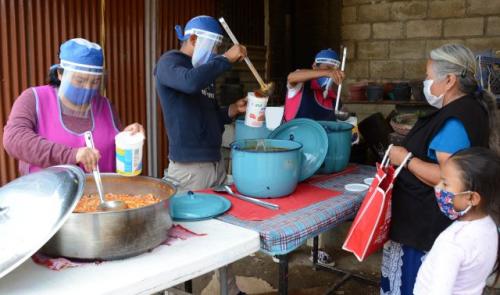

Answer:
[423,79,445,109]
[434,187,472,220]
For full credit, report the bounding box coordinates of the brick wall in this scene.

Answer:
[341,0,500,90]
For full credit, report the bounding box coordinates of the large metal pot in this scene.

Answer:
[40,174,177,260]
[231,138,302,198]
[235,118,271,141]
[317,121,353,174]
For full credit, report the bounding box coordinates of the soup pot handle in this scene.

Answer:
[162,175,181,188]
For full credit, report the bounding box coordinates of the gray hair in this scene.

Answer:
[429,44,499,154]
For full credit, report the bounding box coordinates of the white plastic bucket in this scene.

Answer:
[115,131,145,176]
[265,106,284,130]
[244,92,268,127]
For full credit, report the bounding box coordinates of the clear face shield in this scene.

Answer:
[58,60,103,116]
[191,29,223,67]
[314,58,340,89]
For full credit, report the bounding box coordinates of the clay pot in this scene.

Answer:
[409,79,425,101]
[392,82,411,101]
[366,84,384,101]
[383,82,395,100]
[349,82,367,101]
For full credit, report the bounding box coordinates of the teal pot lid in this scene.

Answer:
[269,118,328,181]
[170,191,231,221]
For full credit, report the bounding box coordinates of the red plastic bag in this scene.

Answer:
[342,145,412,261]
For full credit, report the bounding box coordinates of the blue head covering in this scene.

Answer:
[314,49,340,67]
[59,38,104,74]
[175,15,223,42]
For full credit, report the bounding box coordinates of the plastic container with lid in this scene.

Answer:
[245,92,268,127]
[115,131,145,176]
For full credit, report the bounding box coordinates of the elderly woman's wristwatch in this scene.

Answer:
[405,154,415,169]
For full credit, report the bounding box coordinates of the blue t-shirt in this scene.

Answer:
[428,118,471,161]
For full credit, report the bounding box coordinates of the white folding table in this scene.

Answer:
[0,219,260,295]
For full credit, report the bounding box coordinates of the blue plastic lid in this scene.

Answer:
[268,118,328,181]
[170,191,231,221]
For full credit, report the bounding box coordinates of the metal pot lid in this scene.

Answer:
[0,165,85,279]
[170,191,231,221]
[268,118,328,181]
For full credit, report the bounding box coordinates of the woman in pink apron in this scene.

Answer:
[3,38,144,175]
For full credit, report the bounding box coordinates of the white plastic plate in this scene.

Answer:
[344,183,369,192]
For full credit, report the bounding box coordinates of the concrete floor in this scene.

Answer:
[186,243,500,295]
[193,244,381,295]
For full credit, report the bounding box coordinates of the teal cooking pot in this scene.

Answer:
[235,119,271,141]
[231,139,302,198]
[317,121,353,174]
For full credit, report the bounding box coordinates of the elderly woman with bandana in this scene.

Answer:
[3,38,143,174]
[380,44,499,294]
[284,48,345,121]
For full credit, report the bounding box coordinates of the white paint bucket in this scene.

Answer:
[244,92,268,127]
[115,131,145,176]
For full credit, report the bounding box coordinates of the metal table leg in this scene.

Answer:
[277,254,289,295]
[311,235,379,293]
[184,280,192,293]
[219,266,228,295]
[312,236,319,270]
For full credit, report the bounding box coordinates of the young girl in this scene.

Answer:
[414,147,499,294]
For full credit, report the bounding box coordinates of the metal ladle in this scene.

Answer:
[219,17,275,97]
[334,47,350,121]
[212,185,279,211]
[83,131,126,211]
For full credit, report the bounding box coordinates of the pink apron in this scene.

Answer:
[28,85,119,173]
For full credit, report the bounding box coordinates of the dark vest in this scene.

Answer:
[389,95,489,251]
[295,81,337,121]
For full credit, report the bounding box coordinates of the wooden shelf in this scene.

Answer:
[343,99,429,106]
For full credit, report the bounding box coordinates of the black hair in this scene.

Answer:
[450,147,500,276]
[47,66,63,87]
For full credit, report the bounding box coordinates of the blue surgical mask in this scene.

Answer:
[316,77,329,88]
[434,187,472,220]
[64,84,98,105]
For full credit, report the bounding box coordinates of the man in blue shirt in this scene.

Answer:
[155,15,247,193]
[155,15,249,295]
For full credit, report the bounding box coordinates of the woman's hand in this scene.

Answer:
[328,69,345,85]
[123,123,145,135]
[228,97,247,118]
[389,146,410,166]
[76,147,101,172]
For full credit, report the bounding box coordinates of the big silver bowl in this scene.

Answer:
[0,165,85,278]
[40,174,177,260]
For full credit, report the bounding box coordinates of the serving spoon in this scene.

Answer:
[333,47,350,121]
[212,185,279,210]
[84,131,126,211]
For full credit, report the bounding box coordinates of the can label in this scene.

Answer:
[116,147,142,176]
